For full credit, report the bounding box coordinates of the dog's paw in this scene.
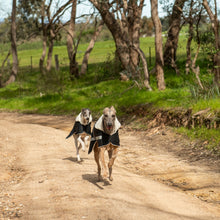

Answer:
[77,155,81,162]
[109,176,113,181]
[102,173,108,181]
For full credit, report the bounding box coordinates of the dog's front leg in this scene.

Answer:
[77,136,85,152]
[94,144,101,181]
[74,136,81,161]
[108,147,118,181]
[99,147,108,180]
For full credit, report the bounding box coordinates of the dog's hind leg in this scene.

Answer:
[108,147,118,181]
[94,144,101,181]
[84,136,89,148]
[74,136,81,161]
[77,136,85,152]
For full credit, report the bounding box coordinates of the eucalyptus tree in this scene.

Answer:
[151,0,166,90]
[66,0,78,77]
[4,0,18,86]
[203,0,220,87]
[163,0,187,69]
[80,19,104,75]
[39,0,72,72]
[88,0,152,90]
[16,0,43,40]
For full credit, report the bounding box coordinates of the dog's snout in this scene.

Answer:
[107,122,113,126]
[86,117,89,120]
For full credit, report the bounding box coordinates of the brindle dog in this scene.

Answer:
[93,106,121,181]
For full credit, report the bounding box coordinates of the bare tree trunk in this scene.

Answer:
[133,46,152,90]
[0,51,11,87]
[163,0,187,66]
[127,0,141,69]
[151,0,166,90]
[185,0,193,75]
[67,0,79,78]
[67,0,76,60]
[46,34,54,72]
[5,0,18,86]
[39,0,47,73]
[80,21,104,75]
[89,0,144,78]
[39,34,47,73]
[203,0,220,87]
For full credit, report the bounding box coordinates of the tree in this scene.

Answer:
[66,0,81,78]
[141,16,154,36]
[203,0,220,87]
[80,19,104,75]
[88,0,151,89]
[39,0,48,73]
[16,0,42,41]
[151,0,166,90]
[184,0,204,89]
[5,0,18,86]
[163,0,187,69]
[39,0,72,73]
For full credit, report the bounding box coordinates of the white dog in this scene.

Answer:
[66,108,92,161]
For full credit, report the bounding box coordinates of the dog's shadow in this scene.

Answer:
[63,156,85,164]
[82,174,111,189]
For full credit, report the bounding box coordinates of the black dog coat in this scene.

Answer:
[88,115,121,154]
[66,113,92,139]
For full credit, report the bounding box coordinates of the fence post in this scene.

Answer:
[55,54,59,72]
[30,56,33,72]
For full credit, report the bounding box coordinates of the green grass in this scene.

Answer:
[0,40,116,68]
[0,36,219,154]
[176,127,220,156]
[0,36,219,115]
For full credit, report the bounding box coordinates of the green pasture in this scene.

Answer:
[0,36,219,153]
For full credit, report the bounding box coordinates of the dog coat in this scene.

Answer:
[66,113,92,139]
[88,115,121,154]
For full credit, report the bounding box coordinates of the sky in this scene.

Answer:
[0,0,166,21]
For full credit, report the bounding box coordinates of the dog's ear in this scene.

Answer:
[110,106,116,113]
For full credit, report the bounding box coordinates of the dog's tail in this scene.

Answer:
[66,128,75,139]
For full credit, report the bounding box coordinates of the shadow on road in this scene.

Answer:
[63,156,85,164]
[82,174,112,189]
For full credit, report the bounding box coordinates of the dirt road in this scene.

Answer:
[0,112,220,219]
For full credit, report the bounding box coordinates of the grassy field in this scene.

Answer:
[0,36,219,153]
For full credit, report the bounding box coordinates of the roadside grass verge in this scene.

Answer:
[176,127,220,157]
